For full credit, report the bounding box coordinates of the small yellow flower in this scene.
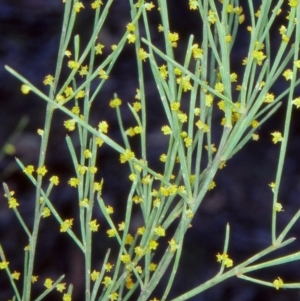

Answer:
[12,271,21,280]
[44,278,53,289]
[37,165,48,176]
[68,60,80,69]
[41,207,51,218]
[50,176,59,185]
[154,226,166,237]
[64,50,72,57]
[149,262,157,271]
[161,125,172,135]
[64,119,76,131]
[109,292,118,301]
[23,165,34,175]
[109,97,122,108]
[177,75,193,92]
[120,254,131,264]
[56,283,66,292]
[89,219,100,232]
[107,228,117,237]
[74,2,84,12]
[292,97,300,108]
[282,69,293,81]
[168,32,179,47]
[63,293,72,301]
[125,233,134,245]
[148,240,158,250]
[189,0,199,10]
[98,121,109,133]
[127,33,137,43]
[105,262,114,271]
[102,276,112,287]
[60,219,74,232]
[0,261,9,269]
[138,48,149,61]
[135,246,144,256]
[68,177,80,187]
[168,238,179,252]
[90,270,100,281]
[271,131,283,144]
[118,221,125,231]
[273,277,284,289]
[106,205,114,214]
[21,84,31,94]
[120,149,135,163]
[274,203,284,212]
[91,0,103,9]
[43,75,54,85]
[208,10,217,24]
[144,2,155,10]
[75,90,85,99]
[95,43,105,54]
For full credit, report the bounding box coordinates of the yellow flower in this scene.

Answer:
[148,240,158,250]
[37,165,47,176]
[138,48,149,61]
[120,254,131,263]
[274,203,284,212]
[98,121,109,133]
[50,175,59,185]
[106,205,114,214]
[74,2,84,12]
[63,293,72,301]
[127,33,137,43]
[125,234,134,245]
[107,229,117,237]
[44,278,53,289]
[68,60,80,69]
[68,177,80,187]
[105,262,114,271]
[189,0,199,10]
[273,277,284,289]
[109,292,119,301]
[292,97,300,108]
[168,238,179,252]
[43,75,54,85]
[168,32,179,47]
[89,220,100,232]
[208,10,217,24]
[60,219,74,232]
[12,271,21,280]
[154,226,166,237]
[95,43,105,54]
[91,0,103,9]
[102,276,112,287]
[120,149,135,163]
[41,207,51,218]
[271,131,283,144]
[56,283,66,292]
[282,69,293,81]
[161,125,172,135]
[109,97,122,108]
[126,22,135,32]
[21,84,31,94]
[177,75,193,92]
[64,119,76,131]
[90,270,100,281]
[0,261,9,269]
[23,165,34,175]
[252,50,266,65]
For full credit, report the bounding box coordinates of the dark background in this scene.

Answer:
[1,1,300,300]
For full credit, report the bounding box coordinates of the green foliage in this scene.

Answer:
[2,0,300,300]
